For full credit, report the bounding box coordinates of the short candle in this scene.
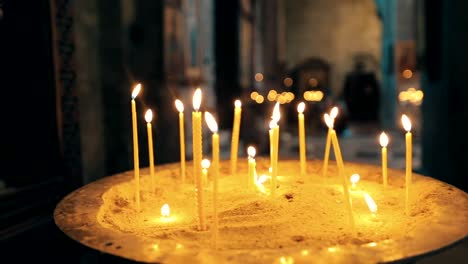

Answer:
[401,114,412,216]
[175,99,186,183]
[145,109,155,193]
[379,132,389,187]
[297,102,306,177]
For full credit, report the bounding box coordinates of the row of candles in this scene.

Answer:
[130,84,414,237]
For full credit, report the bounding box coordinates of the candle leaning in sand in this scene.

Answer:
[401,114,412,216]
[230,100,242,176]
[325,113,355,234]
[322,106,338,177]
[131,84,141,211]
[145,109,155,193]
[379,132,389,187]
[204,112,219,248]
[297,102,306,177]
[175,99,186,183]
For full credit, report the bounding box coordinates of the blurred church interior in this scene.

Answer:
[1,0,466,263]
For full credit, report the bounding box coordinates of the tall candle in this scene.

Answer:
[192,88,204,230]
[325,113,355,233]
[131,84,141,211]
[270,102,280,196]
[145,109,155,193]
[297,102,306,177]
[200,159,210,231]
[230,100,242,176]
[175,99,186,183]
[401,114,412,216]
[322,107,338,177]
[247,146,256,190]
[204,112,219,247]
[379,132,389,187]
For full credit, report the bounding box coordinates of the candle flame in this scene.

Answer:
[297,102,305,113]
[161,204,170,217]
[350,173,360,186]
[272,102,281,123]
[234,99,242,108]
[204,111,218,133]
[255,174,270,194]
[269,119,277,129]
[145,109,153,123]
[193,88,202,111]
[131,83,141,99]
[401,114,412,132]
[201,159,211,169]
[247,146,256,158]
[330,106,339,119]
[379,132,389,147]
[175,99,184,112]
[324,113,334,129]
[364,193,378,213]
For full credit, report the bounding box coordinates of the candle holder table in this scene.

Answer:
[54,159,467,263]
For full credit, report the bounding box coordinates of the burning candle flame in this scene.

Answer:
[401,114,412,132]
[379,132,389,147]
[131,83,141,99]
[324,113,334,129]
[350,173,360,188]
[161,204,170,217]
[247,146,256,158]
[272,102,281,123]
[330,106,339,119]
[175,99,184,112]
[204,111,218,133]
[364,193,378,213]
[234,99,242,108]
[297,102,305,113]
[193,88,202,111]
[269,119,277,129]
[201,159,211,169]
[255,174,270,194]
[145,109,153,123]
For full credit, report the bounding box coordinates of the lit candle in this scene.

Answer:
[145,109,155,193]
[200,159,210,231]
[175,99,186,183]
[192,88,204,230]
[230,100,242,176]
[204,112,219,248]
[364,192,378,215]
[379,132,389,187]
[131,84,141,211]
[325,113,355,233]
[297,102,306,177]
[270,102,280,196]
[322,107,338,177]
[247,146,256,190]
[401,114,412,216]
[204,111,219,184]
[350,173,360,189]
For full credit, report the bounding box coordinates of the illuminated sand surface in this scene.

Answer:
[55,159,467,263]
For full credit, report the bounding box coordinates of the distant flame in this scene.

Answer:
[364,193,378,213]
[175,99,184,112]
[204,111,218,133]
[379,132,389,147]
[193,88,202,111]
[401,114,412,132]
[324,113,334,129]
[272,102,281,123]
[145,109,153,123]
[297,102,305,113]
[247,146,256,158]
[330,106,339,119]
[161,204,170,217]
[201,159,211,169]
[131,83,141,99]
[350,173,360,188]
[234,99,242,108]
